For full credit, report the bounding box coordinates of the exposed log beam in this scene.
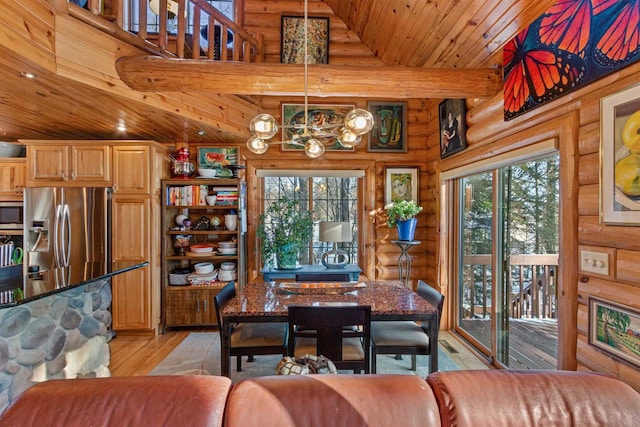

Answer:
[116,56,503,99]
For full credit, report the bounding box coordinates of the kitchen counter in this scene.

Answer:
[0,261,148,308]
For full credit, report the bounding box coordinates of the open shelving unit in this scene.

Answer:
[161,178,246,330]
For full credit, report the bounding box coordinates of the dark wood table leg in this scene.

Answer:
[221,320,231,377]
[429,315,439,373]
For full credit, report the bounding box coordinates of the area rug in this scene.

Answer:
[149,332,463,379]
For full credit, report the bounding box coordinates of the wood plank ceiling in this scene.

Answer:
[0,0,556,145]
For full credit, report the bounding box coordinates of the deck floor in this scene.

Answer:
[459,318,558,370]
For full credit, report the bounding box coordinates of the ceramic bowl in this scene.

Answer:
[194,262,214,274]
[218,270,237,281]
[220,262,236,271]
[218,241,237,249]
[189,244,213,253]
[198,168,217,178]
[217,247,237,255]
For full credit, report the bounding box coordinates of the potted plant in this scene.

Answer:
[386,199,423,241]
[257,198,314,269]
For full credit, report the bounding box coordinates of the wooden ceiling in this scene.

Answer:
[0,0,557,145]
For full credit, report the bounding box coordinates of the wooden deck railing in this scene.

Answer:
[462,254,559,320]
[71,0,264,62]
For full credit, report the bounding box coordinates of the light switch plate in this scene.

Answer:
[580,250,609,275]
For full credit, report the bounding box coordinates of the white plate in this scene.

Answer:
[217,248,237,255]
[189,245,213,253]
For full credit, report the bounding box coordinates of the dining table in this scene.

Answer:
[220,280,440,377]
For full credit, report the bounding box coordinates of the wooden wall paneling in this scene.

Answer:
[579,216,640,251]
[616,249,640,287]
[577,183,599,217]
[578,152,599,186]
[576,335,640,391]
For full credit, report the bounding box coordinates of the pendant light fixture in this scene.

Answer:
[247,0,373,158]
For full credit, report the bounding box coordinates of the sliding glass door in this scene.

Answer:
[454,153,559,369]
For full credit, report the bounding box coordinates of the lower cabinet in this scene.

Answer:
[164,287,221,327]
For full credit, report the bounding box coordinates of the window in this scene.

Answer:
[262,172,361,266]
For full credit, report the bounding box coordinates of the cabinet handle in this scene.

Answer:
[203,299,207,312]
[196,299,200,312]
[71,170,76,180]
[61,171,66,180]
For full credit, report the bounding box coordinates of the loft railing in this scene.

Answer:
[462,254,559,320]
[68,0,264,62]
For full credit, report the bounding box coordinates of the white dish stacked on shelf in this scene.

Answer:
[217,240,237,255]
[218,261,237,281]
[188,263,218,286]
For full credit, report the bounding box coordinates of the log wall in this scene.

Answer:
[434,58,640,389]
[240,0,432,288]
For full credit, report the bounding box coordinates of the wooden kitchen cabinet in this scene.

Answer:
[25,143,110,186]
[111,143,170,335]
[21,139,170,335]
[0,158,26,200]
[164,287,220,326]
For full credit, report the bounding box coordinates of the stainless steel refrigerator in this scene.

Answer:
[24,187,112,274]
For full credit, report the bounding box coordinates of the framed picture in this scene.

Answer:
[197,147,238,177]
[281,15,329,64]
[281,103,355,152]
[385,166,419,206]
[367,101,407,152]
[588,296,640,369]
[439,99,467,158]
[600,84,640,224]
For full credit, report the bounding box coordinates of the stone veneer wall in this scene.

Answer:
[0,278,112,414]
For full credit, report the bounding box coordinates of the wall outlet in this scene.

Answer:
[580,250,609,275]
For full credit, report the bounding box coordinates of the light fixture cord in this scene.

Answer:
[303,0,309,136]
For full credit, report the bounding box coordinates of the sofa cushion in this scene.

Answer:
[0,375,232,427]
[225,374,440,427]
[427,370,640,427]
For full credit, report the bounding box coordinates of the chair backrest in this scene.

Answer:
[417,280,445,325]
[295,272,351,282]
[288,305,371,364]
[213,281,236,328]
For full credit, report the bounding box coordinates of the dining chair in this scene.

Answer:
[214,282,288,372]
[370,280,444,373]
[288,305,371,373]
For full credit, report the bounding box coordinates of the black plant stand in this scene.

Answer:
[392,240,421,287]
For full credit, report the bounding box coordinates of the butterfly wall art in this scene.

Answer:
[504,0,640,120]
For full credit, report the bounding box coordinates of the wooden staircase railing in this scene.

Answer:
[70,0,264,62]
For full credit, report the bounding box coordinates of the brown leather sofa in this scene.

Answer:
[1,370,639,426]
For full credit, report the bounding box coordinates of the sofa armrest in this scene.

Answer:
[225,374,440,427]
[426,370,640,427]
[0,375,232,427]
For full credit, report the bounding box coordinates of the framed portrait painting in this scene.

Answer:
[367,101,407,152]
[600,84,640,225]
[439,99,467,158]
[588,296,640,369]
[281,15,329,64]
[281,103,355,152]
[385,166,419,206]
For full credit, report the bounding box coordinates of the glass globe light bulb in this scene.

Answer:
[247,136,269,154]
[344,109,374,136]
[304,138,325,158]
[250,114,278,139]
[337,128,362,148]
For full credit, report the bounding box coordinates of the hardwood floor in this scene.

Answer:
[108,329,487,376]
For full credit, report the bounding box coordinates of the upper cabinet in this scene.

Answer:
[112,145,150,194]
[0,158,26,201]
[25,143,110,186]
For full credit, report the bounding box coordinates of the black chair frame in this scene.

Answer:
[214,282,288,372]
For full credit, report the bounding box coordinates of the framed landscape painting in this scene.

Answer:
[281,15,329,64]
[367,101,407,153]
[588,296,640,369]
